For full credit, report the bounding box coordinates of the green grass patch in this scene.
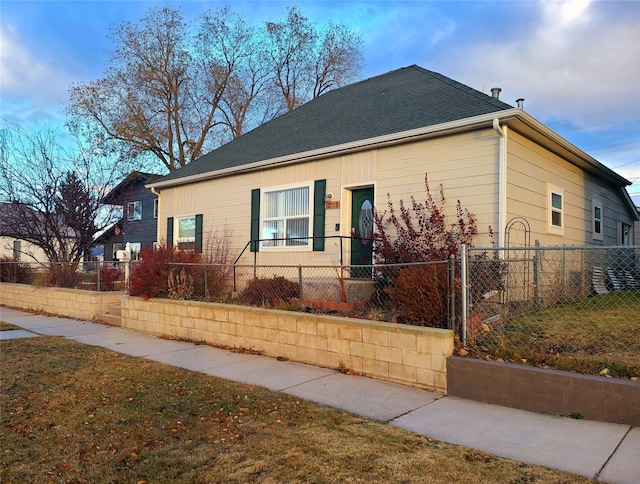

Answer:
[1,336,591,483]
[476,291,640,378]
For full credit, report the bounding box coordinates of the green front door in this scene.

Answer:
[350,187,374,278]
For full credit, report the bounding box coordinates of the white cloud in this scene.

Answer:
[543,0,593,25]
[0,20,73,122]
[439,1,640,128]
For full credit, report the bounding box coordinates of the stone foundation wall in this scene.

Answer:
[122,297,453,392]
[0,282,122,321]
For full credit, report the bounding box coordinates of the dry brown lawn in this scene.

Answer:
[1,331,593,483]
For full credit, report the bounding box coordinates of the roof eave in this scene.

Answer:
[147,109,521,190]
[148,108,633,196]
[103,171,158,204]
[503,111,632,188]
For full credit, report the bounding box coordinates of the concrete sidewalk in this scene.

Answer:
[1,306,637,483]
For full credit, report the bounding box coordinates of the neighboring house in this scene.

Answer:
[0,235,48,263]
[96,172,160,261]
[0,203,51,263]
[147,65,638,270]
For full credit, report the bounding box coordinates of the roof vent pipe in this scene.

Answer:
[516,98,525,109]
[491,87,501,99]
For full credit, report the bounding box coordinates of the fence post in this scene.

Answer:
[204,264,209,299]
[533,239,540,309]
[298,265,303,306]
[448,255,456,330]
[233,266,237,292]
[460,244,469,346]
[97,261,101,292]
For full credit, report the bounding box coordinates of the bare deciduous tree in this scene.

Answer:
[67,6,365,172]
[0,121,124,266]
[265,6,365,112]
[68,7,211,173]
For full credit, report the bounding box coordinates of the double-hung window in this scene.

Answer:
[548,184,563,235]
[262,183,311,248]
[592,199,603,241]
[177,216,196,250]
[127,201,142,221]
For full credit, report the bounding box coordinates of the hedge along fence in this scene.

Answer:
[0,282,123,321]
[121,296,454,392]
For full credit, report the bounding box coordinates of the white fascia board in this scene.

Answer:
[147,109,521,190]
[507,111,632,187]
[148,107,631,191]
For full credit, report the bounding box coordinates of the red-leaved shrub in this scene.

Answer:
[93,265,123,291]
[384,264,449,327]
[237,276,300,308]
[129,242,202,299]
[373,174,477,264]
[372,174,478,327]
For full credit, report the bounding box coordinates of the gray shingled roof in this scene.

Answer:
[157,65,513,184]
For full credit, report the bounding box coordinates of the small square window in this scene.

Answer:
[127,201,142,221]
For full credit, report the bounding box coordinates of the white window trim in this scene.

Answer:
[260,181,314,251]
[153,198,158,219]
[621,222,632,246]
[127,200,142,221]
[547,184,564,235]
[176,215,196,243]
[592,199,603,241]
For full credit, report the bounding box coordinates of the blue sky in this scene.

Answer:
[1,0,639,202]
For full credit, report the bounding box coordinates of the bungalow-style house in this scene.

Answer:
[147,65,638,271]
[96,171,160,261]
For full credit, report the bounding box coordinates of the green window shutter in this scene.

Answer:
[250,189,260,252]
[195,214,203,253]
[313,179,326,251]
[167,217,174,247]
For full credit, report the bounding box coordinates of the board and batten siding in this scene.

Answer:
[506,130,634,246]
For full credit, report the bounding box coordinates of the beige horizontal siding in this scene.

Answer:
[507,130,634,246]
[376,129,500,246]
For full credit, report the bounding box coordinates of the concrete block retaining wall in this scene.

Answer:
[0,282,123,321]
[121,297,454,392]
[447,356,640,426]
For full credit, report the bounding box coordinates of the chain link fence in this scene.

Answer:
[3,245,638,378]
[154,260,454,327]
[464,246,640,378]
[0,260,127,291]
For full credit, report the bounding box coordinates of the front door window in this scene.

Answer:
[359,200,373,240]
[350,187,374,277]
